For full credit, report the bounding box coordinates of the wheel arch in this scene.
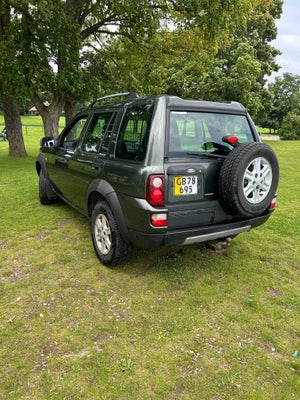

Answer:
[87,180,130,242]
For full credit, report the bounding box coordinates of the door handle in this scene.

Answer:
[91,163,99,170]
[56,158,68,167]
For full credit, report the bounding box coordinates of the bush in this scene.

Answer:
[279,112,300,140]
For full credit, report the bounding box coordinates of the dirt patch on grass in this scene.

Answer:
[0,240,9,249]
[57,218,73,227]
[268,287,282,297]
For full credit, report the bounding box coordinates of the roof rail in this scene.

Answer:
[89,92,139,107]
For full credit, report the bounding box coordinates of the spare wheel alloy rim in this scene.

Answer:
[95,213,112,255]
[243,156,273,204]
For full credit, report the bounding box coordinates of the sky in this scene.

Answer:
[271,0,300,79]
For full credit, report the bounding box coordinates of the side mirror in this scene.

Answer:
[40,136,55,148]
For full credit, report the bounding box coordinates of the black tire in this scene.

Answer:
[219,142,279,218]
[39,169,57,205]
[91,201,128,266]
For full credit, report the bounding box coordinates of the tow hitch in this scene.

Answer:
[206,237,232,254]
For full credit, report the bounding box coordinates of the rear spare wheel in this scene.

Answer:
[219,142,279,218]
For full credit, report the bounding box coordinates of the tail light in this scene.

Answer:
[146,175,165,206]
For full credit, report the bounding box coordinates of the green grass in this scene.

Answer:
[0,118,299,399]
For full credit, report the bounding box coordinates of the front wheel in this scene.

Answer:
[39,169,57,205]
[91,201,128,266]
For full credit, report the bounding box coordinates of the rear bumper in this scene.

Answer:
[181,225,251,245]
[128,213,271,248]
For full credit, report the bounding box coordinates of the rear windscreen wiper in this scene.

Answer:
[186,152,227,159]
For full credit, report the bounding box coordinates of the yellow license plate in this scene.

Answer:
[174,176,198,196]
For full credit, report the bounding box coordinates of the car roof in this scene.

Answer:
[86,93,247,115]
[166,95,247,114]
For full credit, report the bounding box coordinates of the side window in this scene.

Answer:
[81,112,116,154]
[116,100,154,161]
[99,112,117,156]
[61,117,88,150]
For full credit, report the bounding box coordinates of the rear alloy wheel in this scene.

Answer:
[219,142,279,218]
[91,201,128,266]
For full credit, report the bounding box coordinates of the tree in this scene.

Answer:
[201,0,283,120]
[99,0,282,122]
[2,0,270,142]
[279,112,300,140]
[263,73,300,135]
[1,0,284,158]
[0,1,27,156]
[2,0,167,138]
[97,27,218,97]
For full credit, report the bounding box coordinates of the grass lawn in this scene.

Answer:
[0,118,299,399]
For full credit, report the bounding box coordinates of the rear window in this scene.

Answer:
[168,111,254,156]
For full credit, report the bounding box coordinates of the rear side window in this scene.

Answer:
[116,100,154,161]
[169,111,254,156]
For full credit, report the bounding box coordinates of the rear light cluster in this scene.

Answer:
[146,174,167,227]
[146,175,165,206]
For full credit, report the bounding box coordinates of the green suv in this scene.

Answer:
[36,93,279,266]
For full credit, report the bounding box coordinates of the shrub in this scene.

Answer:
[279,112,300,140]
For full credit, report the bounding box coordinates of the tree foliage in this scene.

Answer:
[0,0,284,153]
[279,112,300,140]
[264,73,300,138]
[210,0,282,119]
[100,0,283,121]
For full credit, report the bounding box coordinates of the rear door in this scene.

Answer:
[102,99,155,199]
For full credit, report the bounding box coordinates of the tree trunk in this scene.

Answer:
[64,95,78,126]
[2,96,27,157]
[32,93,65,139]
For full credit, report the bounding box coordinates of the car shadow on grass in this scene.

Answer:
[116,242,233,283]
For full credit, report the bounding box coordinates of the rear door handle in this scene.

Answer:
[91,163,99,170]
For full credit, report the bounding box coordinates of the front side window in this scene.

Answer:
[61,117,88,150]
[115,100,154,161]
[169,111,254,156]
[81,112,116,155]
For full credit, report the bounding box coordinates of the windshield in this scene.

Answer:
[168,111,254,157]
